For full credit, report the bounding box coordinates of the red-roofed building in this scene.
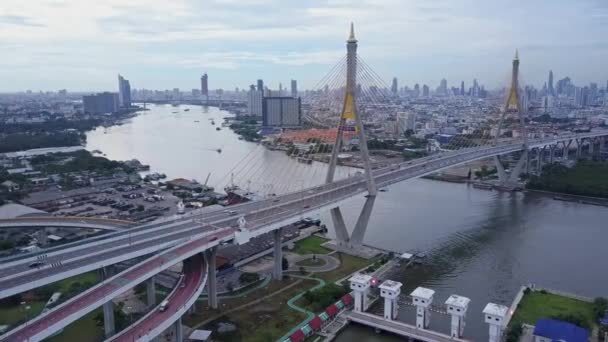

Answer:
[308,316,323,330]
[341,294,353,306]
[289,329,306,342]
[325,304,339,317]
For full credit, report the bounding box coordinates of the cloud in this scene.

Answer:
[0,15,45,27]
[0,0,607,91]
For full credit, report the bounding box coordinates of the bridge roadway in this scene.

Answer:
[109,254,207,342]
[0,216,134,231]
[0,230,224,342]
[0,131,606,301]
[347,311,469,342]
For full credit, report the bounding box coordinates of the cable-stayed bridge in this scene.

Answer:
[1,24,607,342]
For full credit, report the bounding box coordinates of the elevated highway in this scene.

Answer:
[108,254,207,342]
[0,132,606,341]
[0,230,225,342]
[0,216,134,231]
[0,131,606,302]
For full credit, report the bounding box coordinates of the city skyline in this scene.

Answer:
[1,0,608,91]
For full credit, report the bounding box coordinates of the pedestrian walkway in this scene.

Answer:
[346,311,469,342]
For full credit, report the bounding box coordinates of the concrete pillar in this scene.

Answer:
[273,228,283,280]
[146,276,156,308]
[589,139,595,158]
[446,295,470,338]
[99,266,115,337]
[525,149,531,174]
[493,156,507,184]
[349,274,372,312]
[483,303,508,342]
[379,280,402,321]
[411,287,435,329]
[549,144,556,163]
[349,195,376,248]
[330,207,350,247]
[563,140,571,160]
[102,301,115,338]
[537,147,544,173]
[205,248,218,309]
[576,139,582,159]
[175,316,183,342]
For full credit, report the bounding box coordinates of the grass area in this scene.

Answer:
[55,271,99,294]
[296,258,327,267]
[509,291,596,329]
[315,252,371,283]
[183,277,301,327]
[528,160,608,198]
[198,279,317,342]
[291,236,331,255]
[47,309,104,342]
[0,301,46,326]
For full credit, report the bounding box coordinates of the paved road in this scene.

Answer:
[0,230,232,342]
[288,254,340,273]
[109,254,206,342]
[0,132,606,301]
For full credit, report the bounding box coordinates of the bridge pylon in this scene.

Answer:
[493,50,529,189]
[326,23,377,250]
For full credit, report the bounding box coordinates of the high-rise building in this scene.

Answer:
[83,92,119,114]
[391,77,398,95]
[117,74,131,108]
[413,84,420,97]
[472,79,479,97]
[201,73,208,97]
[291,80,298,98]
[396,112,416,135]
[248,85,263,117]
[460,81,465,96]
[422,85,430,97]
[548,70,555,96]
[262,97,301,127]
[438,79,448,95]
[257,79,264,93]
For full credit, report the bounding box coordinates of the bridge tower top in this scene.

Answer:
[496,49,529,148]
[326,23,377,195]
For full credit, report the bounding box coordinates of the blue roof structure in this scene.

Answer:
[534,319,589,342]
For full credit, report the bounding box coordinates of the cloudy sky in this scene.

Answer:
[1,0,607,92]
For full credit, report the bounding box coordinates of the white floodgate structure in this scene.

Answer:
[349,273,373,312]
[379,280,402,320]
[411,286,436,329]
[483,302,509,342]
[445,294,471,338]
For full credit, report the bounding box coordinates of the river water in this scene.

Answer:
[86,104,608,341]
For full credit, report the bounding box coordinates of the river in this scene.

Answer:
[86,104,608,341]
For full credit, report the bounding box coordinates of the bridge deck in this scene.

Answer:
[347,311,468,342]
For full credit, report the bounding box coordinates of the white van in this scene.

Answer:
[159,300,169,312]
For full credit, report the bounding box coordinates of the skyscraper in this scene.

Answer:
[248,84,263,117]
[438,79,448,95]
[460,81,465,96]
[262,97,301,127]
[83,92,119,114]
[201,73,208,97]
[391,77,398,95]
[257,79,264,93]
[413,84,420,97]
[548,70,554,96]
[422,85,429,97]
[291,80,298,98]
[117,74,131,108]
